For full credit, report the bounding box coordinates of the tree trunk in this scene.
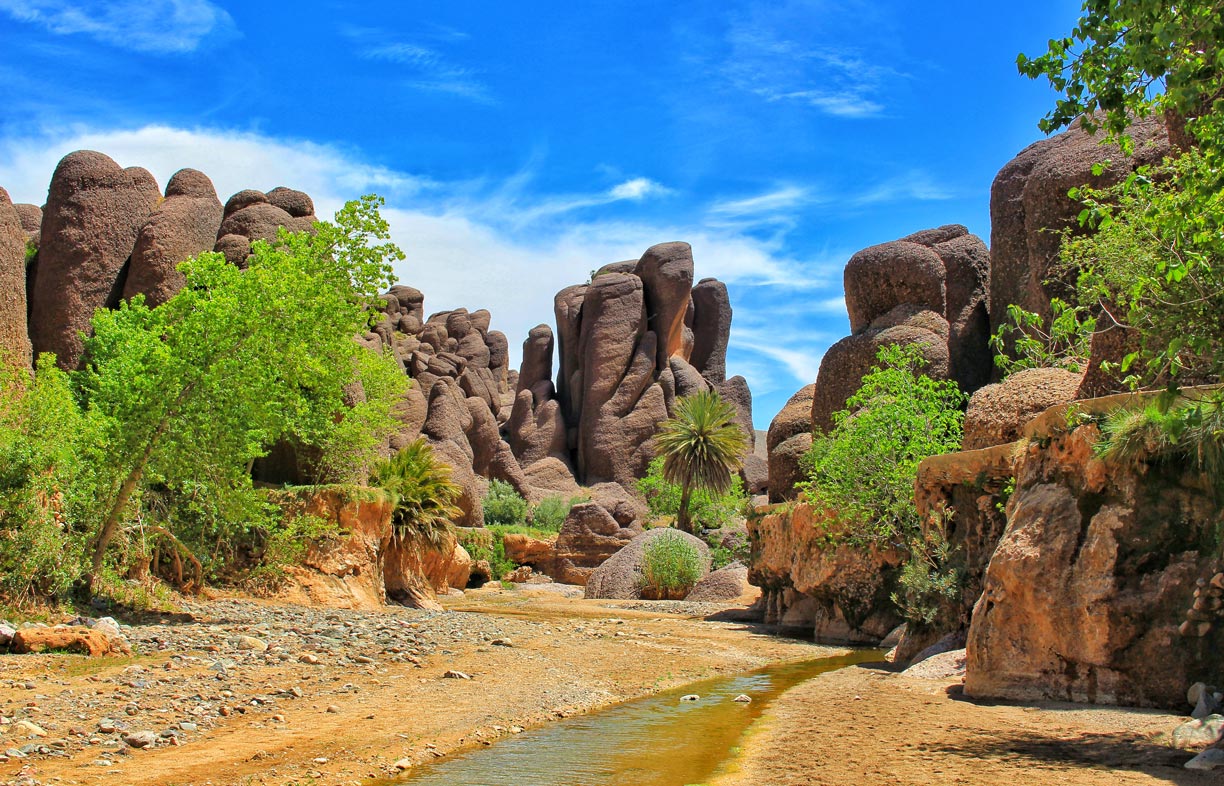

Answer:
[677,479,694,534]
[82,416,172,597]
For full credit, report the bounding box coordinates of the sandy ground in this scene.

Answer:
[2,590,1207,786]
[1,589,837,786]
[712,662,1205,786]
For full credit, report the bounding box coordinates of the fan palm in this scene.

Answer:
[654,390,748,534]
[370,439,463,546]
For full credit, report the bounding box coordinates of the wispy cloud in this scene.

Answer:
[0,0,234,54]
[708,186,813,218]
[853,170,954,205]
[716,6,902,119]
[345,26,493,105]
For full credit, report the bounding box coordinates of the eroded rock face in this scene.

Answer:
[690,277,731,383]
[768,225,991,502]
[213,187,316,267]
[271,487,470,612]
[962,367,1082,450]
[811,305,951,433]
[553,502,640,586]
[30,150,160,368]
[748,502,904,644]
[0,187,31,372]
[989,115,1169,336]
[965,417,1222,709]
[766,384,815,502]
[123,168,223,307]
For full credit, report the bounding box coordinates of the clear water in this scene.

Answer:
[384,650,881,786]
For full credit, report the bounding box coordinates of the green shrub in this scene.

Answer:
[799,343,965,546]
[530,494,582,532]
[483,480,528,528]
[636,457,746,532]
[891,519,964,631]
[988,298,1096,377]
[640,531,704,597]
[455,525,517,580]
[371,439,462,546]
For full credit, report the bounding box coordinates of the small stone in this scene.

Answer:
[392,758,412,771]
[298,653,320,665]
[236,636,268,652]
[313,756,328,764]
[97,719,118,734]
[271,714,285,723]
[178,722,198,732]
[680,694,699,702]
[510,726,524,734]
[15,720,47,737]
[491,639,513,647]
[354,655,374,664]
[123,731,158,749]
[326,705,340,714]
[443,670,471,680]
[733,694,752,703]
[290,686,304,698]
[1190,682,1213,708]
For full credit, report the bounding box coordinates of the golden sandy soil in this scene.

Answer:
[712,663,1206,786]
[2,590,1208,786]
[1,590,837,786]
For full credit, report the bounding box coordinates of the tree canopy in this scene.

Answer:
[653,390,747,534]
[1019,0,1224,151]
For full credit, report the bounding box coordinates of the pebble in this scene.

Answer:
[0,598,531,766]
[392,757,413,771]
[123,731,158,749]
[14,720,47,737]
[680,695,699,702]
[1186,747,1224,770]
[443,670,472,680]
[733,694,752,703]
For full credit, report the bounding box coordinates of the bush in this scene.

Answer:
[640,531,704,597]
[530,495,581,532]
[483,480,528,527]
[891,518,964,631]
[636,457,746,532]
[799,343,965,546]
[455,526,515,580]
[371,439,462,546]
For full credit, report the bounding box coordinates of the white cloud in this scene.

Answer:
[719,15,900,119]
[854,171,954,205]
[0,0,234,54]
[708,186,812,218]
[0,124,843,425]
[609,177,667,201]
[345,27,493,105]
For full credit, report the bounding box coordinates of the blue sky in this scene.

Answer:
[0,0,1082,427]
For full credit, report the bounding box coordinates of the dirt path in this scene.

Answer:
[1,589,836,786]
[711,662,1205,786]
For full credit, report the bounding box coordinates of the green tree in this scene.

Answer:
[799,344,965,545]
[1022,2,1224,391]
[1018,0,1224,151]
[0,355,95,601]
[653,390,747,535]
[371,439,463,546]
[76,195,404,594]
[636,456,746,532]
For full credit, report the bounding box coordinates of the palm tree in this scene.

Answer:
[654,389,748,534]
[370,439,463,546]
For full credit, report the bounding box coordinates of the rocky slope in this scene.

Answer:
[7,149,754,594]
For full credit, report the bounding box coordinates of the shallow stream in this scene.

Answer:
[385,650,881,786]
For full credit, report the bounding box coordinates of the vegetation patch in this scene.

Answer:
[639,531,704,599]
